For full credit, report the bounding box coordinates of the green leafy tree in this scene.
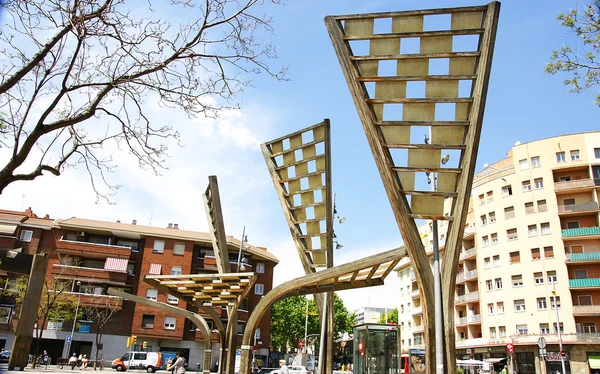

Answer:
[377,308,398,324]
[546,1,600,105]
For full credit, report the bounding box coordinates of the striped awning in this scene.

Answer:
[0,223,17,235]
[149,263,162,275]
[104,258,128,273]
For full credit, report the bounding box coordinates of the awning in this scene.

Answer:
[104,258,128,273]
[484,358,506,364]
[0,223,17,235]
[149,263,162,275]
[589,356,600,369]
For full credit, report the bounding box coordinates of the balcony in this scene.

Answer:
[51,264,127,283]
[57,239,132,259]
[510,333,600,344]
[455,338,489,348]
[57,292,124,310]
[566,252,600,263]
[558,202,599,216]
[411,306,423,316]
[455,291,480,305]
[412,325,424,334]
[456,270,478,283]
[463,226,476,239]
[459,248,476,261]
[195,329,220,342]
[570,278,600,289]
[456,315,481,326]
[410,272,416,281]
[573,305,600,316]
[562,226,600,240]
[554,178,595,194]
[410,289,421,299]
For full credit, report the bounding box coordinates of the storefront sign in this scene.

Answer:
[546,352,569,361]
[474,348,489,353]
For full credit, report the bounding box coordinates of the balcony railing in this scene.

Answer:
[459,248,476,261]
[562,227,600,238]
[455,291,480,304]
[573,305,600,316]
[456,315,481,326]
[558,202,599,214]
[411,306,423,315]
[57,238,132,258]
[410,272,416,281]
[570,278,600,288]
[566,252,600,263]
[412,325,424,334]
[410,289,421,298]
[456,270,478,282]
[455,338,489,348]
[554,178,595,192]
[51,264,127,283]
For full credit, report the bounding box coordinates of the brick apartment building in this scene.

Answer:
[0,208,278,368]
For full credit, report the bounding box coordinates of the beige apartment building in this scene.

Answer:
[395,131,600,374]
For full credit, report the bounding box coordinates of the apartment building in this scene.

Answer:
[395,131,600,374]
[355,307,389,325]
[0,208,278,369]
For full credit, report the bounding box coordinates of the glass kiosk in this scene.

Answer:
[353,324,401,374]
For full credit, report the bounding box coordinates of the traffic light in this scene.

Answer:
[127,337,132,348]
[132,335,137,344]
[142,341,147,350]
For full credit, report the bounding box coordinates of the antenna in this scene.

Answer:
[149,212,153,226]
[20,194,25,211]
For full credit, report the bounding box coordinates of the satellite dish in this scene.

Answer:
[515,141,521,146]
[483,163,489,168]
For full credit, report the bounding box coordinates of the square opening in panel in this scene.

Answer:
[400,37,420,54]
[435,103,456,121]
[299,222,307,233]
[274,155,283,167]
[293,194,301,207]
[282,138,290,150]
[303,130,314,144]
[287,166,296,178]
[414,171,433,192]
[429,58,450,75]
[389,149,408,166]
[374,17,392,34]
[315,141,325,155]
[314,189,323,203]
[305,206,315,220]
[382,103,404,121]
[378,60,397,76]
[423,14,451,31]
[348,40,370,56]
[364,81,376,98]
[406,81,426,98]
[410,126,431,145]
[453,35,480,52]
[295,149,303,162]
[300,177,309,190]
[308,160,317,173]
[439,149,462,169]
[459,80,473,97]
[311,237,322,250]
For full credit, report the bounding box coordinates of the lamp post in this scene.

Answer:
[552,280,566,374]
[236,226,248,272]
[66,281,82,356]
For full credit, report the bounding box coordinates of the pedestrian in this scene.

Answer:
[168,352,186,374]
[257,366,263,374]
[501,365,508,374]
[69,353,78,370]
[43,350,49,369]
[279,360,289,374]
[81,354,88,370]
[167,357,175,374]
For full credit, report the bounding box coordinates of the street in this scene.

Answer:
[0,365,212,374]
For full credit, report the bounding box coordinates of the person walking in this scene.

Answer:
[279,360,289,374]
[43,350,49,369]
[168,352,186,374]
[501,365,508,374]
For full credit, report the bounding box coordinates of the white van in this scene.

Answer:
[112,351,164,373]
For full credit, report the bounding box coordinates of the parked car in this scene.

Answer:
[112,352,163,373]
[270,365,311,374]
[0,350,10,363]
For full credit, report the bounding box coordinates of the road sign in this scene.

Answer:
[560,350,567,358]
[506,343,514,353]
[537,337,547,349]
[66,336,72,344]
[252,345,258,352]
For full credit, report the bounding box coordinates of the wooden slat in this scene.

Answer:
[350,52,480,61]
[367,98,473,104]
[264,122,326,146]
[295,218,326,224]
[385,144,465,150]
[359,75,476,82]
[399,190,458,197]
[280,170,324,184]
[333,5,488,20]
[299,233,327,239]
[392,166,461,173]
[408,213,453,220]
[344,28,484,40]
[274,154,323,170]
[375,120,470,126]
[290,202,326,210]
[284,186,325,197]
[270,139,323,158]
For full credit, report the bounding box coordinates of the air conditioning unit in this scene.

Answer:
[143,324,154,328]
[77,231,86,237]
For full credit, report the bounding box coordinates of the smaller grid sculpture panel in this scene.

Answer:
[262,122,331,268]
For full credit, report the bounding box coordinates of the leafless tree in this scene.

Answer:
[80,292,121,370]
[0,0,285,201]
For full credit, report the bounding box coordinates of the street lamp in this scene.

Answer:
[552,280,566,374]
[236,227,248,272]
[67,280,82,356]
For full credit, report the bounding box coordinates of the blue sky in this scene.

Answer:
[1,0,598,311]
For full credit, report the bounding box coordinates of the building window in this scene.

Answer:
[534,272,544,284]
[484,257,491,269]
[571,149,580,161]
[502,185,513,197]
[173,242,186,255]
[537,297,547,310]
[553,322,564,333]
[256,263,265,273]
[491,233,498,244]
[537,199,547,212]
[255,327,261,339]
[495,278,503,289]
[551,296,561,310]
[507,228,518,241]
[164,316,176,330]
[531,156,541,168]
[497,302,504,314]
[567,220,580,229]
[543,246,554,258]
[595,148,600,159]
[519,159,529,170]
[540,323,550,335]
[575,269,588,279]
[547,270,558,284]
[512,274,523,287]
[522,180,532,192]
[20,230,33,242]
[583,323,597,333]
[255,283,264,295]
[578,295,593,306]
[514,300,526,312]
[504,206,515,219]
[482,235,489,247]
[534,178,544,189]
[528,225,538,237]
[489,327,497,338]
[525,202,534,214]
[167,294,178,304]
[170,266,183,275]
[497,326,505,338]
[488,303,494,315]
[487,191,494,202]
[509,251,520,263]
[556,152,566,163]
[531,248,541,260]
[486,280,493,291]
[480,215,487,226]
[493,255,500,267]
[142,315,155,328]
[541,223,551,235]
[516,324,528,334]
[146,288,158,301]
[153,240,165,253]
[489,211,496,223]
[479,194,485,205]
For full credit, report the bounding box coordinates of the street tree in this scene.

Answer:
[81,293,122,370]
[377,308,398,324]
[0,0,285,200]
[546,1,600,105]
